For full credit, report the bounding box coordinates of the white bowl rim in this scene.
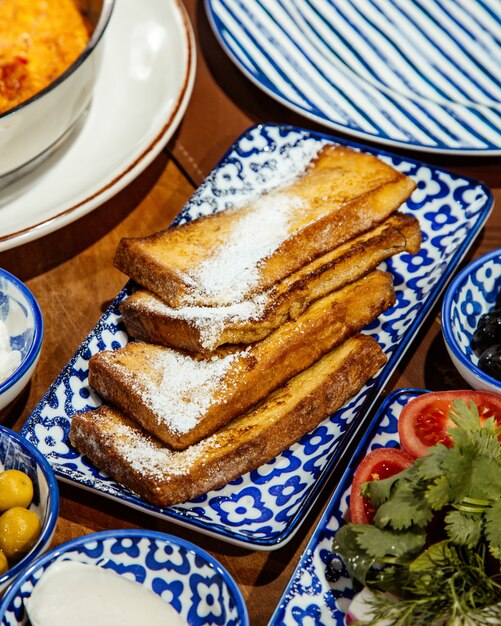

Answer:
[0,269,44,397]
[0,528,249,625]
[0,0,115,121]
[0,424,59,588]
[442,248,501,390]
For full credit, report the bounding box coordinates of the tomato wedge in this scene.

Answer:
[398,390,501,459]
[349,447,414,525]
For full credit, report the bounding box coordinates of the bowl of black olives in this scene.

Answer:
[442,249,501,392]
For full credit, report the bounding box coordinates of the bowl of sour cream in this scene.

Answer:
[0,529,249,626]
[0,269,43,412]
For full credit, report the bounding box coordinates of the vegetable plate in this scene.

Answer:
[269,388,501,625]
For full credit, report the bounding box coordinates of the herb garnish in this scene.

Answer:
[333,399,501,625]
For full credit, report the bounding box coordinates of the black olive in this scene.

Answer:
[478,344,501,381]
[471,309,501,357]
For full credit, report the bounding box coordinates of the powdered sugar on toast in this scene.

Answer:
[184,191,305,305]
[106,348,249,435]
[109,419,219,480]
[133,291,270,351]
[177,137,330,306]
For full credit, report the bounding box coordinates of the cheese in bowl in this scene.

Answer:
[0,0,91,114]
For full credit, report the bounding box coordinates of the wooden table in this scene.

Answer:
[1,1,500,624]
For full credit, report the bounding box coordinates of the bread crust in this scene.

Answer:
[120,212,421,352]
[89,270,395,449]
[70,334,387,507]
[114,144,416,307]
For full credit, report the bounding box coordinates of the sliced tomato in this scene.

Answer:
[349,447,414,525]
[398,390,501,459]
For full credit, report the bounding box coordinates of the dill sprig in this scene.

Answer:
[361,544,501,625]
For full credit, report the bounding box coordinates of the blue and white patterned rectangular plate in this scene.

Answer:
[205,0,501,154]
[268,388,425,625]
[21,124,492,549]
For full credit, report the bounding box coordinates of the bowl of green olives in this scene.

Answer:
[442,249,501,392]
[0,425,59,595]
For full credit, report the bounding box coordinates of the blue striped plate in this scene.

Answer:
[205,0,501,154]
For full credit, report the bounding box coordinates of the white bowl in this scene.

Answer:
[0,270,43,411]
[0,529,249,625]
[0,0,114,182]
[0,425,59,595]
[442,249,501,392]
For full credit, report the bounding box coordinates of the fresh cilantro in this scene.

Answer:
[333,397,501,623]
[357,399,501,554]
[332,525,375,585]
[361,468,404,508]
[415,443,449,480]
[373,479,433,530]
[448,400,501,461]
[424,474,450,510]
[444,510,482,548]
[332,523,425,588]
[440,445,501,502]
[484,500,501,560]
[351,524,425,562]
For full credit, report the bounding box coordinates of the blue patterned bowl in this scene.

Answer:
[442,249,501,392]
[0,270,43,411]
[0,529,249,625]
[0,425,59,596]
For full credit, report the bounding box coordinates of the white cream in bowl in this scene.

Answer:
[25,560,187,626]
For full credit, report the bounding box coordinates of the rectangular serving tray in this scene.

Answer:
[21,123,493,549]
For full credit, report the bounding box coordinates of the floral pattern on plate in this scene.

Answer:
[21,124,492,548]
[0,530,248,625]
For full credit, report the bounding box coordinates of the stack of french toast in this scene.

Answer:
[69,143,421,507]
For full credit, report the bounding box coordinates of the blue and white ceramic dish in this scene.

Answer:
[268,388,424,625]
[21,124,493,549]
[442,249,501,393]
[0,425,59,596]
[0,529,248,625]
[205,0,501,154]
[0,270,43,411]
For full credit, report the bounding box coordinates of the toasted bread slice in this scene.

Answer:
[71,334,387,507]
[115,144,416,307]
[120,212,421,352]
[89,270,395,449]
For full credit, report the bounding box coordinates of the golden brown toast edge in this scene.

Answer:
[114,144,416,307]
[70,334,387,507]
[256,172,416,297]
[120,212,421,352]
[89,270,395,450]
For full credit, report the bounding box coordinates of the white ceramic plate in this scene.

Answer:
[0,0,196,252]
[205,0,501,154]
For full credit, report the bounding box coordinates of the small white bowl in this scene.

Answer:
[0,529,249,625]
[0,269,43,411]
[442,249,501,392]
[0,0,114,183]
[0,425,59,595]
